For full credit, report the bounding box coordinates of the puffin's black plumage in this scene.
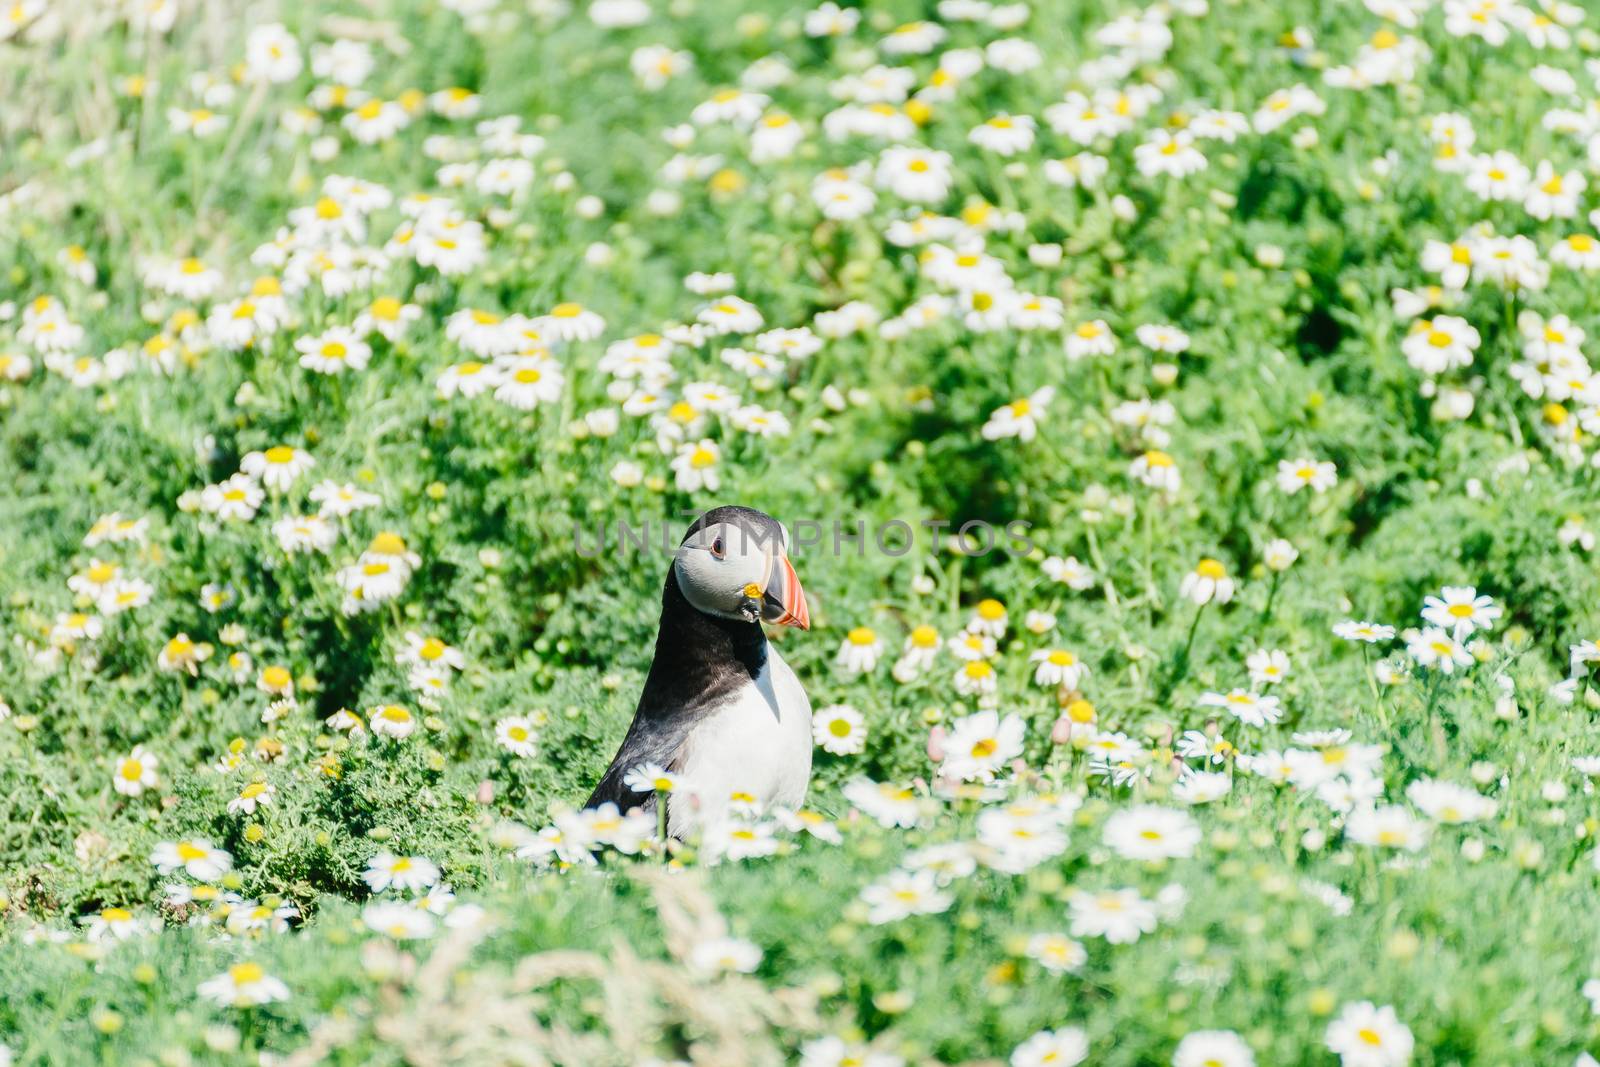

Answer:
[584,506,785,815]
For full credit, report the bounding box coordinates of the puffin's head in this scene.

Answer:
[673,505,810,629]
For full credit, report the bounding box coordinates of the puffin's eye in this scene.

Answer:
[710,537,725,560]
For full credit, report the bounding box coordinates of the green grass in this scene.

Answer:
[1,0,1600,1063]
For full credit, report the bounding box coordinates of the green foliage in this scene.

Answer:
[0,0,1599,1064]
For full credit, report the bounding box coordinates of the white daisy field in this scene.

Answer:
[1,0,1600,1064]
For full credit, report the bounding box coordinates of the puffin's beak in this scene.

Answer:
[761,552,810,630]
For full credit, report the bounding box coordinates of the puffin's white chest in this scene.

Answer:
[670,647,812,837]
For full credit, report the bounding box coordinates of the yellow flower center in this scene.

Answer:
[229,963,265,984]
[369,532,407,555]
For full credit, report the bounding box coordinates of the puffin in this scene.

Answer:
[585,505,813,838]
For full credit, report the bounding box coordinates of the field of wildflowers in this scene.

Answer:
[3,0,1600,1062]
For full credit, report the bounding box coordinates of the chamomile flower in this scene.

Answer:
[1420,586,1502,639]
[843,778,922,828]
[1334,620,1396,643]
[82,906,152,943]
[493,355,566,411]
[240,446,314,491]
[1246,649,1291,686]
[940,710,1024,781]
[859,868,953,924]
[113,747,158,796]
[1179,558,1235,605]
[363,901,437,940]
[198,963,290,1007]
[1069,887,1158,943]
[489,715,539,758]
[310,481,381,518]
[1102,805,1200,860]
[539,302,607,343]
[1174,1031,1256,1067]
[1130,449,1181,492]
[157,633,211,675]
[687,936,763,976]
[227,780,276,815]
[1276,457,1338,494]
[952,658,999,699]
[1401,315,1479,374]
[836,627,884,674]
[151,839,233,880]
[813,704,867,755]
[1406,778,1497,823]
[369,703,417,739]
[1345,805,1431,851]
[364,853,441,893]
[670,438,722,493]
[198,475,263,521]
[981,386,1054,441]
[1324,1002,1413,1067]
[1030,649,1088,690]
[1134,129,1207,177]
[1026,932,1087,973]
[969,113,1036,155]
[1198,689,1283,727]
[295,327,371,374]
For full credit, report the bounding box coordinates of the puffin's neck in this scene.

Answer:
[638,568,768,715]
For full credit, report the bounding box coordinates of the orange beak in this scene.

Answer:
[761,552,810,630]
